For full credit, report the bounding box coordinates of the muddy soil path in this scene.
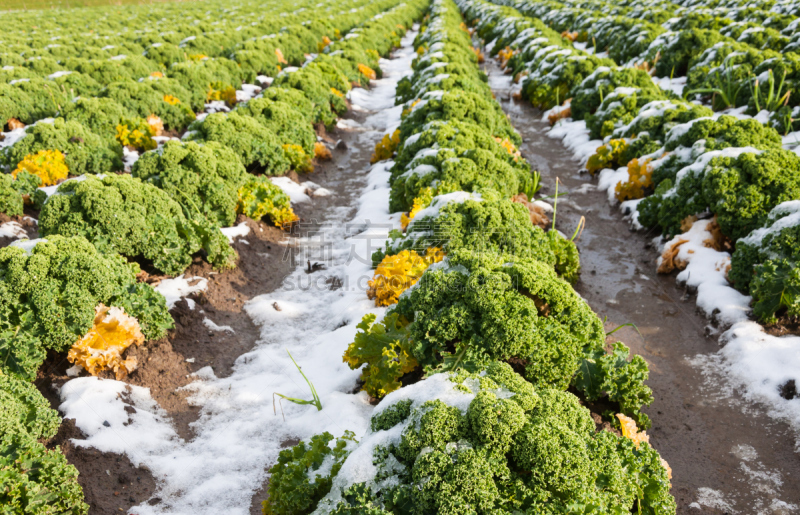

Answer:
[31,111,378,514]
[483,59,800,513]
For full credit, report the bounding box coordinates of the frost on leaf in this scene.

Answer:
[702,216,731,252]
[547,103,571,125]
[67,304,145,380]
[368,247,445,306]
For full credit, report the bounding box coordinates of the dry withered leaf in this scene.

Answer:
[511,193,550,229]
[658,239,689,274]
[703,216,732,252]
[680,215,698,233]
[7,118,25,130]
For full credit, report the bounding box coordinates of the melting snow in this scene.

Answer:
[57,27,420,515]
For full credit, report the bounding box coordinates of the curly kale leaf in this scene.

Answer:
[378,198,579,282]
[263,431,357,515]
[370,399,413,432]
[60,96,132,136]
[276,363,675,514]
[399,90,520,146]
[574,342,654,429]
[330,483,392,514]
[0,432,89,515]
[571,68,665,122]
[587,88,670,140]
[388,149,526,212]
[40,174,234,275]
[702,149,800,241]
[0,174,24,217]
[238,175,296,228]
[391,120,526,174]
[730,202,800,319]
[186,112,290,175]
[0,324,45,382]
[750,259,800,323]
[391,249,603,389]
[132,140,248,228]
[109,283,174,340]
[0,370,60,439]
[234,98,317,157]
[2,118,123,175]
[651,28,728,78]
[665,116,782,153]
[344,313,416,399]
[0,236,171,355]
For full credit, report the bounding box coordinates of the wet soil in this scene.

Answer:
[482,58,800,512]
[44,418,158,514]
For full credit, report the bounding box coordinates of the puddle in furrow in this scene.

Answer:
[482,58,800,513]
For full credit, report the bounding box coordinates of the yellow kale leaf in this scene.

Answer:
[314,142,332,160]
[282,144,314,174]
[368,247,444,307]
[67,304,145,380]
[614,157,653,202]
[370,129,401,163]
[357,63,377,81]
[13,149,68,186]
[343,312,416,398]
[400,187,433,231]
[586,138,628,175]
[237,175,298,229]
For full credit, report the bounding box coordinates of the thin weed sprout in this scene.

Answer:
[570,216,586,241]
[551,177,559,231]
[684,56,746,109]
[750,68,792,113]
[273,350,322,420]
[521,170,542,199]
[780,110,795,136]
[603,316,642,337]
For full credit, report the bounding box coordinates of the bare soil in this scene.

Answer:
[482,59,800,513]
